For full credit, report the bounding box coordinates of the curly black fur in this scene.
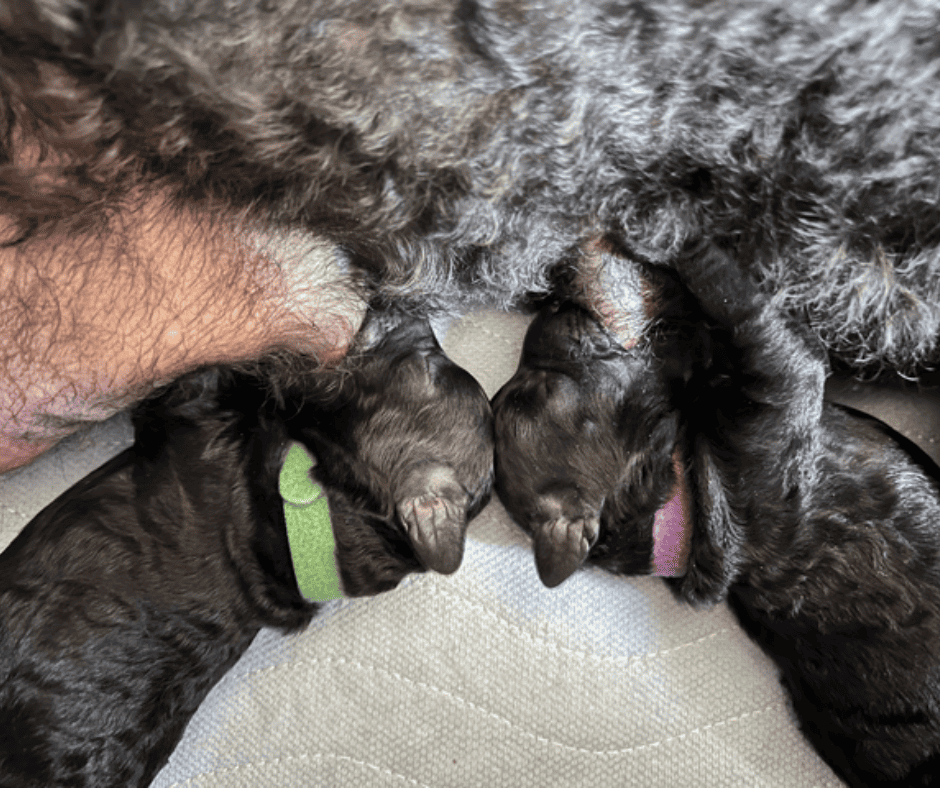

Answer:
[3,0,940,375]
[5,2,940,781]
[0,312,493,788]
[494,254,940,786]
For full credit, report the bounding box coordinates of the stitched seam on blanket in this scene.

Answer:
[221,654,783,756]
[216,585,733,715]
[164,753,434,788]
[224,586,733,693]
[425,582,734,663]
[309,574,735,665]
[615,701,787,755]
[165,693,785,779]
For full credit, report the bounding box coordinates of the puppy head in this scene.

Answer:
[493,301,683,587]
[137,362,430,609]
[343,309,494,577]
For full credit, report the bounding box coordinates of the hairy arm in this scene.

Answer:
[0,192,365,473]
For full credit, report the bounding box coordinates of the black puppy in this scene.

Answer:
[492,301,678,587]
[495,262,940,786]
[0,312,493,788]
[308,307,494,581]
[493,266,699,587]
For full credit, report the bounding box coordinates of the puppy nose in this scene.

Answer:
[533,514,600,588]
[396,464,470,574]
[399,494,466,573]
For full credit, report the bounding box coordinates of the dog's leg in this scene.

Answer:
[672,250,940,784]
[652,241,830,603]
[673,242,828,502]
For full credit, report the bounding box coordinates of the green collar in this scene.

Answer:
[279,443,342,601]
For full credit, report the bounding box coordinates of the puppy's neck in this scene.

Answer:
[651,451,692,577]
[280,443,344,601]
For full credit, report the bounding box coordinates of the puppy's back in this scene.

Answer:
[0,376,313,788]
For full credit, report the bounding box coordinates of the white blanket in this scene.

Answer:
[0,309,842,787]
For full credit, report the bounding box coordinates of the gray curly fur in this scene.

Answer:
[4,0,940,374]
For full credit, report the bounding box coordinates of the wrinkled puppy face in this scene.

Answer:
[493,301,681,587]
[349,312,495,575]
[294,309,494,595]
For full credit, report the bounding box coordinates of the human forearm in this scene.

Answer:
[0,192,365,473]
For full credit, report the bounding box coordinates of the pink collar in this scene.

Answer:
[651,452,692,577]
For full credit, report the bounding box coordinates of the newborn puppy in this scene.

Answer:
[492,265,699,587]
[304,307,495,583]
[0,365,317,788]
[495,262,940,786]
[0,312,493,788]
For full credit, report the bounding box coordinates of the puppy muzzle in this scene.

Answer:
[533,515,600,589]
[532,450,692,588]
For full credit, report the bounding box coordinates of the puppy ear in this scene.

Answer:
[532,514,600,588]
[668,435,744,605]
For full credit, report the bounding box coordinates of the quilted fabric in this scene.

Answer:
[0,309,843,787]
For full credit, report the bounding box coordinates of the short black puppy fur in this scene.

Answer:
[492,287,690,588]
[0,312,493,788]
[494,257,940,786]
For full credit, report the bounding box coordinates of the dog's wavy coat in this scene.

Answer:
[4,0,940,376]
[494,256,940,787]
[6,1,940,784]
[0,313,493,788]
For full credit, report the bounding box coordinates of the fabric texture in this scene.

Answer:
[281,443,341,602]
[0,309,843,787]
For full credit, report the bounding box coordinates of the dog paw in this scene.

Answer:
[532,514,600,588]
[396,463,470,574]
